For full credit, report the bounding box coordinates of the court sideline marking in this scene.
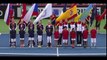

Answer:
[56,47,59,57]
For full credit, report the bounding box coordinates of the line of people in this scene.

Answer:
[9,18,97,48]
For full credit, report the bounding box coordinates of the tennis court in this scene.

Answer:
[0,34,106,56]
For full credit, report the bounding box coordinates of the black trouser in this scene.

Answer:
[96,21,100,30]
[58,34,62,45]
[77,31,82,44]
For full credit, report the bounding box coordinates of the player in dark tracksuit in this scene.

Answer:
[19,21,26,47]
[28,21,35,48]
[9,20,17,48]
[37,21,44,48]
[45,21,53,47]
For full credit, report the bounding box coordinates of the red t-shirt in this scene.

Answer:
[83,30,88,39]
[70,31,76,38]
[62,29,69,39]
[54,31,59,39]
[91,29,97,38]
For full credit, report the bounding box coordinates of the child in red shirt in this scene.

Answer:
[90,27,97,47]
[83,27,88,48]
[70,28,76,48]
[62,26,69,46]
[54,28,59,47]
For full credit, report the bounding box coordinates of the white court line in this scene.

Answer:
[0,53,106,56]
[59,53,106,56]
[57,47,59,56]
[0,53,56,56]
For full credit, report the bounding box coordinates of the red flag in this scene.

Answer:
[100,9,107,20]
[17,4,27,25]
[32,4,39,16]
[4,4,14,25]
[96,9,107,22]
[67,3,78,21]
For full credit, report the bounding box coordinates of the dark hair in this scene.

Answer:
[72,28,74,31]
[63,26,67,29]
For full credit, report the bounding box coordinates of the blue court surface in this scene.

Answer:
[0,34,106,57]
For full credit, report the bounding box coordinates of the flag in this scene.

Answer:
[23,4,38,23]
[90,5,97,26]
[50,13,56,20]
[9,4,14,20]
[74,13,82,22]
[63,3,67,12]
[17,3,27,25]
[104,23,107,30]
[99,9,106,21]
[95,9,106,28]
[56,3,77,23]
[33,4,52,24]
[80,4,93,21]
[32,4,39,16]
[4,4,14,25]
[95,9,106,22]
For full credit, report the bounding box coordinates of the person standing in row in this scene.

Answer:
[83,26,88,48]
[90,27,97,47]
[63,19,69,30]
[9,17,17,48]
[62,26,69,46]
[70,28,76,48]
[54,27,59,47]
[28,21,35,48]
[46,20,53,47]
[70,21,76,32]
[19,19,26,47]
[58,20,63,47]
[76,21,82,46]
[37,21,44,48]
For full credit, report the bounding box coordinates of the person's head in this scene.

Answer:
[48,20,51,25]
[11,19,15,23]
[55,27,58,31]
[60,20,62,23]
[30,21,33,25]
[38,20,42,25]
[20,19,24,24]
[65,19,68,22]
[85,26,88,30]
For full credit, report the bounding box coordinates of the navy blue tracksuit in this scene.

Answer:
[37,24,44,45]
[10,22,16,47]
[10,23,16,39]
[28,23,35,37]
[45,24,53,47]
[19,23,26,38]
[45,25,53,36]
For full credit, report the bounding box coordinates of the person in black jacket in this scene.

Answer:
[45,20,53,47]
[19,20,26,47]
[37,21,44,48]
[28,21,35,48]
[9,19,17,48]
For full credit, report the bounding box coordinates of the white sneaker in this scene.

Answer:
[77,44,79,46]
[80,44,82,46]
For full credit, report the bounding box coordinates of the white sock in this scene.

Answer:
[94,43,96,47]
